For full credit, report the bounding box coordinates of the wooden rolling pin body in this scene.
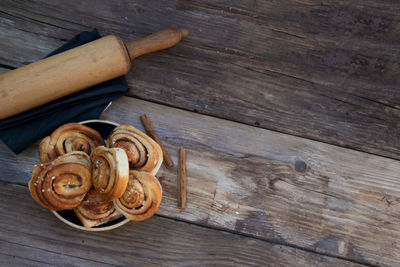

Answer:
[0,28,188,120]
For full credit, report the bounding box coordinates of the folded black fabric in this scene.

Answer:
[0,29,129,153]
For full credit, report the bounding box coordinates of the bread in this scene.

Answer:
[30,122,164,228]
[39,122,105,163]
[107,124,163,175]
[74,188,123,228]
[114,170,162,221]
[29,151,92,211]
[90,146,129,201]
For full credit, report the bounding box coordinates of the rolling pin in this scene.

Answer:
[0,28,188,120]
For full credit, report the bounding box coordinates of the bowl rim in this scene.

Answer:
[51,119,131,231]
[51,209,130,231]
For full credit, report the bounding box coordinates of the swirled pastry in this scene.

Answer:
[91,146,129,201]
[114,170,162,221]
[39,123,105,163]
[28,151,92,211]
[107,124,163,175]
[74,189,123,228]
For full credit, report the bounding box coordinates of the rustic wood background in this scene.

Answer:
[1,0,400,266]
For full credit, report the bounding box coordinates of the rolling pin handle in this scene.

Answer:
[125,28,188,60]
[180,28,189,38]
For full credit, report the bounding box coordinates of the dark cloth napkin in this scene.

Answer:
[0,29,129,153]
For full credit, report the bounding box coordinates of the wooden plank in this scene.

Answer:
[0,241,110,267]
[1,0,400,160]
[0,183,361,267]
[1,96,400,266]
[0,254,54,267]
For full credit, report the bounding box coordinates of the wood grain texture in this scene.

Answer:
[1,96,400,266]
[1,1,399,265]
[0,183,362,267]
[1,0,400,159]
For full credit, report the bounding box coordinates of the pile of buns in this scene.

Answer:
[28,122,163,228]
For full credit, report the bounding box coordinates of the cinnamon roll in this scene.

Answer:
[107,124,163,175]
[39,123,105,163]
[74,188,123,228]
[91,146,129,201]
[114,170,162,221]
[28,151,92,211]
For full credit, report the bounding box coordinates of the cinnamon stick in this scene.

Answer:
[178,148,187,210]
[140,114,174,168]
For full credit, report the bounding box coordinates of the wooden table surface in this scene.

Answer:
[1,1,400,266]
